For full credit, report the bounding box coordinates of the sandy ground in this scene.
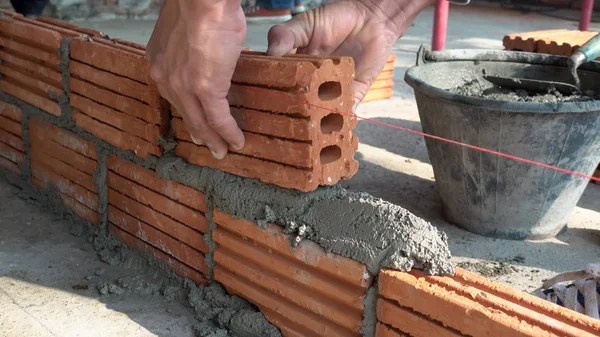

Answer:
[1,3,599,336]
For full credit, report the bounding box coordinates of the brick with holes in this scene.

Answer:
[172,52,359,191]
[29,117,100,224]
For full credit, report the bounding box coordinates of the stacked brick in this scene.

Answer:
[173,50,359,192]
[212,211,373,337]
[106,156,210,284]
[29,117,100,224]
[363,54,395,102]
[503,29,599,56]
[0,14,599,337]
[0,101,25,174]
[377,268,600,337]
[69,36,169,158]
[0,15,66,116]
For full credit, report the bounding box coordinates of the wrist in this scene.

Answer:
[175,0,242,16]
[358,0,435,37]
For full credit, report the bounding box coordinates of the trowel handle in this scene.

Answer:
[578,32,600,63]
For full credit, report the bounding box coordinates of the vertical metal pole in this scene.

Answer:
[432,0,450,51]
[579,0,594,31]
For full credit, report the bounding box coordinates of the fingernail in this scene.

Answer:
[211,149,226,160]
[190,134,203,145]
[232,142,244,151]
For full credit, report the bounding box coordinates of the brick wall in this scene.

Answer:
[1,12,598,337]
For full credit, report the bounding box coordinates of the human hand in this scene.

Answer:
[267,0,434,108]
[147,0,246,159]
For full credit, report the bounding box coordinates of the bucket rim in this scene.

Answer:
[404,45,600,113]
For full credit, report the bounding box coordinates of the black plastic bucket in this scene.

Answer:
[405,46,600,240]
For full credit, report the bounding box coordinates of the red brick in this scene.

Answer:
[376,322,409,337]
[71,94,160,143]
[108,188,208,252]
[30,150,96,192]
[108,205,208,275]
[34,17,105,37]
[377,298,464,337]
[173,118,312,168]
[33,178,99,224]
[381,61,395,72]
[70,77,161,124]
[31,164,99,210]
[72,109,161,158]
[107,171,207,232]
[176,142,315,191]
[29,117,97,160]
[90,37,146,56]
[213,210,370,337]
[378,270,587,337]
[537,31,598,56]
[109,224,208,285]
[0,115,22,137]
[0,63,63,99]
[0,155,20,174]
[0,101,22,122]
[107,155,208,213]
[503,29,569,51]
[452,268,600,336]
[0,50,63,87]
[111,38,147,52]
[70,38,150,84]
[370,79,394,90]
[70,60,154,104]
[0,80,61,116]
[376,71,394,81]
[0,140,25,164]
[363,88,394,103]
[0,129,24,152]
[0,17,62,51]
[172,106,312,142]
[0,36,61,69]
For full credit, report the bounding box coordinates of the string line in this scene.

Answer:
[233,84,600,183]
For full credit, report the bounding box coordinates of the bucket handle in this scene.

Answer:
[415,44,433,66]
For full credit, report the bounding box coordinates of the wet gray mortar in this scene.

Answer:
[0,33,456,337]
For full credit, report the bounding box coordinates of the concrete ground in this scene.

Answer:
[1,4,599,336]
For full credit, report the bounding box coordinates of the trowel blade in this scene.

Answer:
[483,75,579,96]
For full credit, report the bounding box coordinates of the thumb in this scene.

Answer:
[266,13,311,56]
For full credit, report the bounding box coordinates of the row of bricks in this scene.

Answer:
[6,101,599,337]
[363,55,395,103]
[503,29,599,56]
[0,12,361,191]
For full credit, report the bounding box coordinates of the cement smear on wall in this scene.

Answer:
[156,154,455,276]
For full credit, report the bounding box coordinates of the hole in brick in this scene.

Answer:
[320,113,344,134]
[318,81,342,101]
[320,145,342,165]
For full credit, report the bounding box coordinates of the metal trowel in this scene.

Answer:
[483,75,579,96]
[484,32,600,95]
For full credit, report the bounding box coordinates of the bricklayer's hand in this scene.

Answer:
[266,0,433,108]
[147,0,246,159]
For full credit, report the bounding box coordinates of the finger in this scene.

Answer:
[200,96,245,151]
[178,93,229,159]
[266,11,312,56]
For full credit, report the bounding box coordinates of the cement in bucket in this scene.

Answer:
[404,46,600,240]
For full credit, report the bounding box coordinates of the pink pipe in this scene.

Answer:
[432,0,450,51]
[579,0,594,31]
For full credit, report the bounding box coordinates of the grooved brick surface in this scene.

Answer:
[378,268,600,337]
[0,100,25,175]
[503,29,600,57]
[68,37,168,158]
[173,52,359,191]
[212,210,372,337]
[363,88,394,102]
[502,29,569,52]
[107,156,210,277]
[29,117,99,224]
